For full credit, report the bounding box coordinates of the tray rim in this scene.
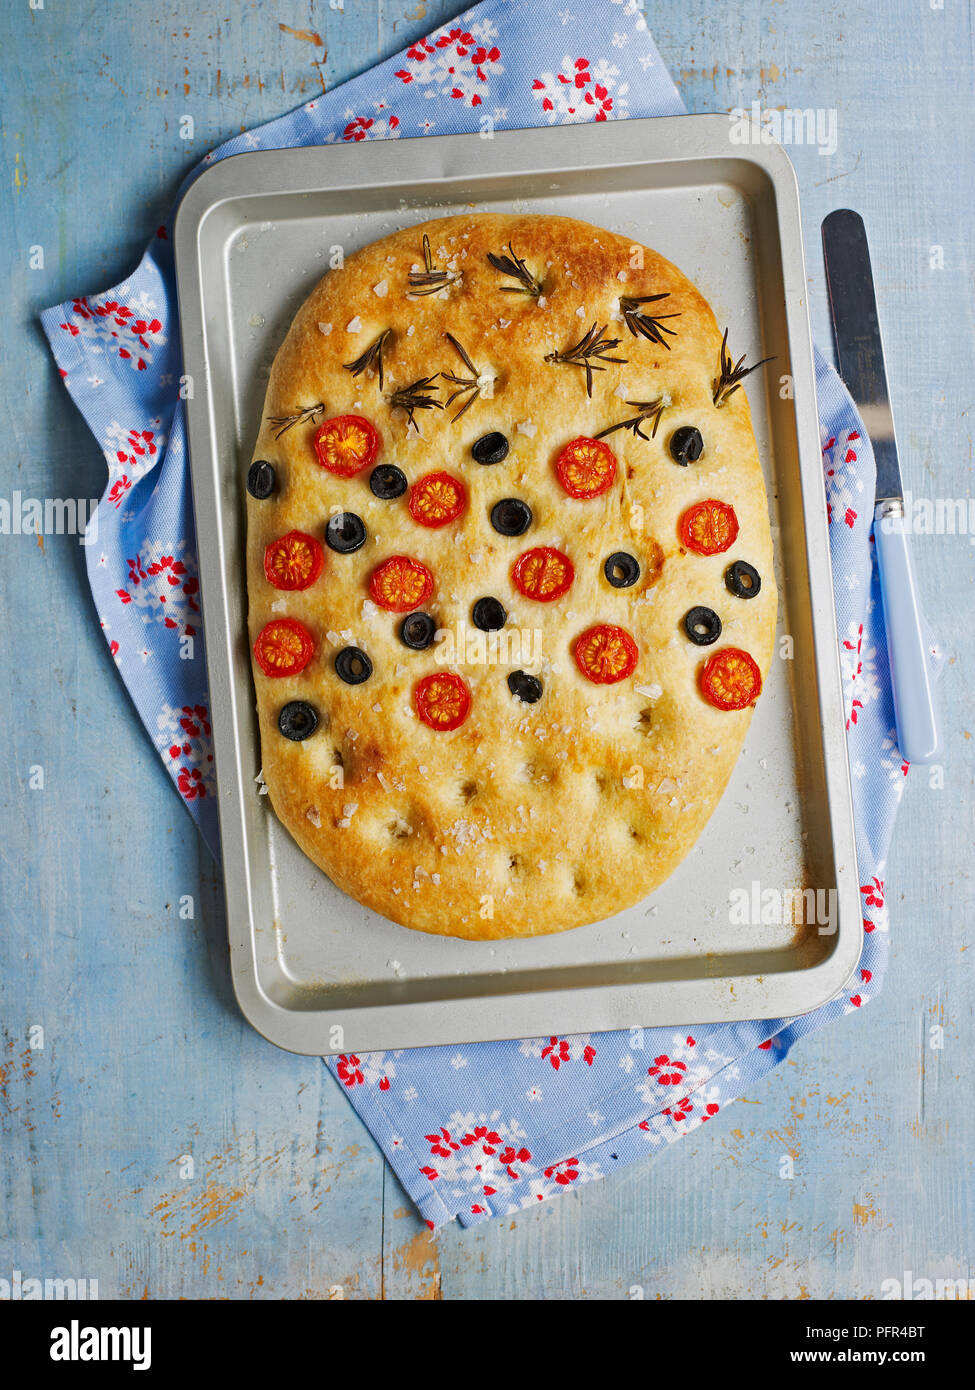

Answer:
[174,114,862,1056]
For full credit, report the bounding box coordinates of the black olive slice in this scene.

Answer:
[472,432,509,465]
[334,646,373,684]
[325,511,367,553]
[669,426,704,466]
[399,612,437,650]
[604,551,641,589]
[725,559,762,599]
[472,597,507,631]
[507,671,543,704]
[683,606,722,646]
[278,700,319,741]
[247,460,276,499]
[490,497,532,537]
[369,464,408,499]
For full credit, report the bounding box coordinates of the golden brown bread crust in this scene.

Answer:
[245,213,776,940]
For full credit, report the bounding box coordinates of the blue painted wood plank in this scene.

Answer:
[1,0,972,1298]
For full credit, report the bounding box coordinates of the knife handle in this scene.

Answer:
[874,500,941,764]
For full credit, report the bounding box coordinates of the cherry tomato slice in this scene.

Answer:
[254,618,315,678]
[555,436,618,500]
[369,555,434,613]
[574,624,638,684]
[699,647,762,711]
[414,672,471,732]
[511,546,575,603]
[314,415,381,477]
[263,530,325,590]
[679,498,740,556]
[408,471,467,528]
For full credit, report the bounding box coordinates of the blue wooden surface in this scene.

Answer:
[1,0,972,1298]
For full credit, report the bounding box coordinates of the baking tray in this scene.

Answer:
[174,115,861,1056]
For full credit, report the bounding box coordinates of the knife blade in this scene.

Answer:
[822,208,940,764]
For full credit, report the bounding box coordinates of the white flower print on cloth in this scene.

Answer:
[519,1034,597,1069]
[394,21,503,108]
[57,289,166,374]
[823,428,865,529]
[327,111,403,143]
[114,540,200,637]
[39,0,915,1231]
[840,619,882,730]
[531,55,629,123]
[154,700,216,804]
[102,420,166,508]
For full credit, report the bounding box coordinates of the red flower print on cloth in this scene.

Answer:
[336,1055,365,1087]
[417,1111,537,1203]
[426,1127,461,1158]
[102,420,167,502]
[498,1144,531,1180]
[661,1096,694,1123]
[531,55,629,124]
[646,1054,687,1086]
[461,1124,501,1155]
[823,429,861,529]
[840,620,881,730]
[115,541,200,637]
[59,290,166,373]
[521,1034,597,1069]
[861,877,884,909]
[335,113,402,143]
[154,700,216,803]
[543,1156,580,1186]
[394,19,503,107]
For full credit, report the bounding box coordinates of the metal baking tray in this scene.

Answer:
[174,115,861,1056]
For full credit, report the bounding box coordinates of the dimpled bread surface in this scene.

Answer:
[246,213,776,940]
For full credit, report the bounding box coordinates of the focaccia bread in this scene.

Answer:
[245,213,776,940]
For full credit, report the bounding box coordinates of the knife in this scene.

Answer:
[822,208,941,765]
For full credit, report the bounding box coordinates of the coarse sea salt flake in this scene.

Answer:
[317,322,333,336]
[635,682,662,700]
[516,420,537,437]
[346,316,362,333]
[306,807,322,828]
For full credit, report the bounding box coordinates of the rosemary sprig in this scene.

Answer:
[712,327,773,407]
[543,322,627,399]
[487,242,544,298]
[595,398,667,443]
[407,234,452,297]
[619,294,681,349]
[266,403,326,439]
[386,375,443,430]
[440,333,489,422]
[343,328,391,391]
